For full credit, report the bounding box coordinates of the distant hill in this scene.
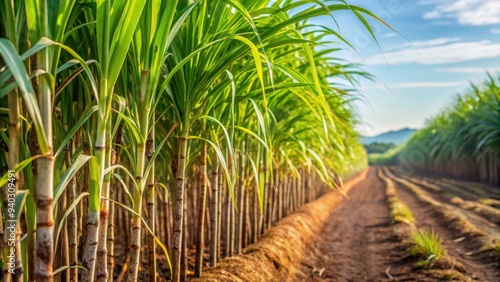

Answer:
[361,128,417,145]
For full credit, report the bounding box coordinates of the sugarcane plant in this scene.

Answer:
[0,0,389,281]
[396,74,500,184]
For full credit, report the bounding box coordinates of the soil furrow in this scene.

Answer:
[401,169,500,201]
[386,170,500,281]
[391,169,500,235]
[396,169,500,209]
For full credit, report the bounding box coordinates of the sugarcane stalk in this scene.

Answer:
[65,141,78,282]
[35,34,55,282]
[209,153,219,267]
[147,128,157,282]
[82,106,108,282]
[172,126,189,282]
[7,88,22,282]
[195,143,207,277]
[126,144,146,282]
[96,118,113,281]
[235,151,245,254]
[108,126,122,280]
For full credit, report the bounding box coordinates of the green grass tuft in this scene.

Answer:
[390,201,414,224]
[410,229,446,268]
[493,244,500,255]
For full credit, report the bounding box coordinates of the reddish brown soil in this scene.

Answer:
[297,169,417,281]
[389,173,500,281]
[391,169,500,239]
[296,168,500,282]
[297,168,396,281]
[115,168,500,281]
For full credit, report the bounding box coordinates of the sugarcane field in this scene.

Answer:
[1,0,500,281]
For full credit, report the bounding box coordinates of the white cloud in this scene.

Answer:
[382,37,461,52]
[363,81,464,90]
[423,11,442,20]
[420,0,500,26]
[491,28,500,34]
[367,40,500,65]
[380,33,398,39]
[395,37,461,49]
[390,82,464,89]
[436,67,500,73]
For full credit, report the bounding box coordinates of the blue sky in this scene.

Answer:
[312,0,500,136]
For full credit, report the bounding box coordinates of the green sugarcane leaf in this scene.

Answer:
[106,0,147,87]
[247,154,264,214]
[55,60,98,97]
[189,136,235,206]
[24,37,99,100]
[63,20,96,41]
[0,155,44,187]
[104,197,172,274]
[196,115,236,176]
[113,110,145,144]
[233,36,266,97]
[249,99,268,144]
[0,38,49,153]
[53,155,93,205]
[232,126,269,151]
[163,1,199,55]
[54,105,98,158]
[111,94,127,137]
[54,192,89,255]
[14,190,29,222]
[144,123,178,183]
[103,164,138,196]
[0,81,17,99]
[112,173,134,204]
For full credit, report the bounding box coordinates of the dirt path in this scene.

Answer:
[296,168,401,281]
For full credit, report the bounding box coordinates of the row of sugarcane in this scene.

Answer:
[0,0,383,281]
[396,74,500,184]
